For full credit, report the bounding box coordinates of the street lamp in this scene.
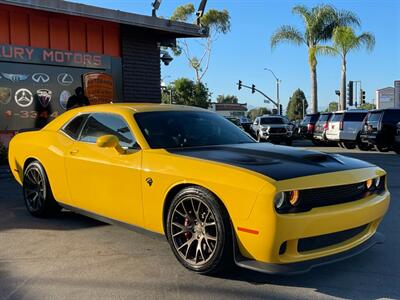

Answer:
[264,68,281,115]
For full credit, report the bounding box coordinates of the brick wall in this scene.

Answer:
[121,25,161,103]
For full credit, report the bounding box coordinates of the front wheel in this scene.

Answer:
[166,186,232,274]
[343,142,356,149]
[23,160,61,218]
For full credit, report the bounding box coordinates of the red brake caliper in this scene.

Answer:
[184,218,191,240]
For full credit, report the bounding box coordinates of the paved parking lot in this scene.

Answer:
[0,144,399,300]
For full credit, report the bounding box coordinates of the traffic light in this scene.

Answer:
[347,81,354,106]
[238,80,242,90]
[279,104,283,115]
[251,84,256,94]
[361,90,366,104]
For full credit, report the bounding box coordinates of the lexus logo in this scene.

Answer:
[15,88,33,107]
[57,73,74,86]
[32,73,50,83]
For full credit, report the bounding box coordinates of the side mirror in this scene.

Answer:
[96,135,126,154]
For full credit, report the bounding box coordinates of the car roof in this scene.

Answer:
[334,109,368,114]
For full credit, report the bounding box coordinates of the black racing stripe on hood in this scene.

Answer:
[167,143,374,181]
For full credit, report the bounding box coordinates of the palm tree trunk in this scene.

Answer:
[340,56,347,110]
[310,64,318,114]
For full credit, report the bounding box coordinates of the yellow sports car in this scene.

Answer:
[8,104,390,274]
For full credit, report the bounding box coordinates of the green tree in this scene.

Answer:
[358,102,376,110]
[247,107,271,121]
[216,94,238,104]
[286,89,308,120]
[162,78,210,108]
[170,4,230,82]
[270,5,360,113]
[318,26,375,110]
[325,101,339,112]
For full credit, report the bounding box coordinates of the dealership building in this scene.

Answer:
[0,0,205,145]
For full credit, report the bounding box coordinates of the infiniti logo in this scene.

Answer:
[32,73,50,83]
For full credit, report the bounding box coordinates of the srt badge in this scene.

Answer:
[37,89,52,107]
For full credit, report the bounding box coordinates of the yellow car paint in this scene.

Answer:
[8,103,390,271]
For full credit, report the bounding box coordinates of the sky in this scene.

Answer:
[74,0,400,112]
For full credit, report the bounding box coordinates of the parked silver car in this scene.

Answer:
[325,110,368,149]
[251,115,293,145]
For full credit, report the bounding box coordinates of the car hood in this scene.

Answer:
[167,143,373,181]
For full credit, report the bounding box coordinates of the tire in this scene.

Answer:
[394,147,400,154]
[23,160,61,218]
[343,142,356,149]
[285,139,292,146]
[257,132,263,143]
[376,145,389,152]
[357,140,371,151]
[166,186,232,274]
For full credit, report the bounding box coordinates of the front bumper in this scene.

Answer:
[234,231,384,275]
[313,131,326,141]
[233,168,390,273]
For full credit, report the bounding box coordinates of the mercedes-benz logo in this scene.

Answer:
[57,73,74,86]
[15,88,33,107]
[32,73,50,83]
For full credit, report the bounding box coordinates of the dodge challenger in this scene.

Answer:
[8,104,390,274]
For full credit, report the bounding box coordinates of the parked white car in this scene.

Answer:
[325,110,368,149]
[251,115,293,145]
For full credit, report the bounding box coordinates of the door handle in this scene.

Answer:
[70,149,79,155]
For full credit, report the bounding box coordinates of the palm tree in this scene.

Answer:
[318,26,375,110]
[270,5,360,113]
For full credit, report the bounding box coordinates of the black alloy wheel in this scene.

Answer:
[23,160,61,217]
[166,186,232,274]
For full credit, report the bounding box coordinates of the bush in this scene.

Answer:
[0,142,7,165]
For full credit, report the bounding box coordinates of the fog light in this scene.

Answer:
[274,192,286,209]
[289,190,299,206]
[365,179,373,190]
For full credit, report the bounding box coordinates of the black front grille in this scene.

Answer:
[269,128,286,134]
[298,224,368,252]
[299,181,367,210]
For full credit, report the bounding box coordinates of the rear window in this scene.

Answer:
[367,112,383,122]
[343,112,367,122]
[331,113,343,122]
[309,114,320,122]
[318,114,331,122]
[301,116,311,124]
[383,110,400,123]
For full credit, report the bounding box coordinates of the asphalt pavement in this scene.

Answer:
[0,142,399,300]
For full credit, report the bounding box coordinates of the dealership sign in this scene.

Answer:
[0,44,111,69]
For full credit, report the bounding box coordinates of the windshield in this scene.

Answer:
[260,117,286,125]
[134,111,255,149]
[331,113,343,122]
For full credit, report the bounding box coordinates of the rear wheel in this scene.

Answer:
[166,186,232,274]
[376,144,389,152]
[343,142,356,149]
[357,139,371,151]
[23,160,61,218]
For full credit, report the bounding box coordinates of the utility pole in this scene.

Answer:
[264,68,281,115]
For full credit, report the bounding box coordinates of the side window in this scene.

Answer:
[62,114,88,140]
[79,113,137,148]
[255,118,259,125]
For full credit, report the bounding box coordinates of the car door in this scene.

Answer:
[65,112,143,226]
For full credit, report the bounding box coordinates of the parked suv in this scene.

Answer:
[299,113,320,143]
[313,112,332,144]
[325,110,368,149]
[251,115,293,145]
[360,109,400,152]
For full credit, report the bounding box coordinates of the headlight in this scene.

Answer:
[274,190,300,211]
[374,177,381,188]
[274,192,286,209]
[365,178,373,190]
